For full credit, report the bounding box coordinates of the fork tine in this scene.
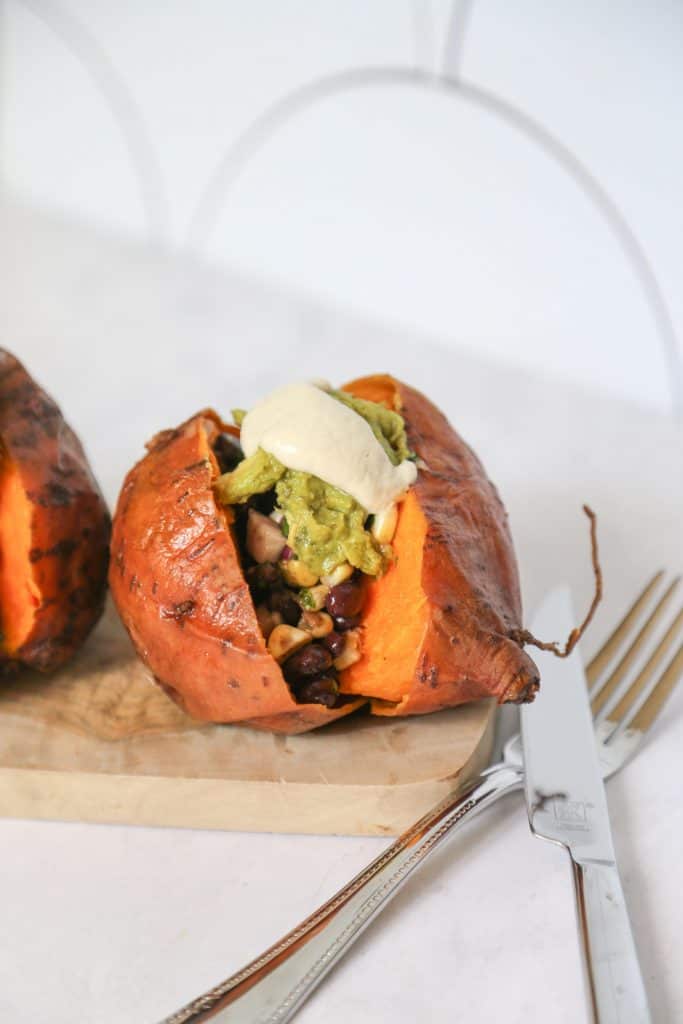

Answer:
[624,643,683,734]
[605,606,683,727]
[586,570,665,686]
[590,576,680,714]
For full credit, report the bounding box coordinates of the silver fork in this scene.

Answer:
[161,571,683,1024]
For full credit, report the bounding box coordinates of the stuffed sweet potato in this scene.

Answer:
[0,349,110,674]
[109,375,546,733]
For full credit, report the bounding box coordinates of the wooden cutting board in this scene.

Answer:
[0,601,496,836]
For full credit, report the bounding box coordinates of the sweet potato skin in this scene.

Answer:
[0,350,110,673]
[109,411,364,733]
[340,375,539,714]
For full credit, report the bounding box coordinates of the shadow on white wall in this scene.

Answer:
[1,0,681,413]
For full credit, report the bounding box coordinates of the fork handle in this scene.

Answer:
[571,858,651,1023]
[160,763,523,1024]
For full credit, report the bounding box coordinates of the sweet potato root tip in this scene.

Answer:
[509,505,602,659]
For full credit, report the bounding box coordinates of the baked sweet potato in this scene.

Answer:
[109,375,545,733]
[0,349,110,674]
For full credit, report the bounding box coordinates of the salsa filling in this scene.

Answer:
[211,390,414,707]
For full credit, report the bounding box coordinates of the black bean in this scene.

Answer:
[283,644,333,683]
[268,589,301,626]
[294,675,339,708]
[334,614,361,632]
[325,580,365,619]
[213,433,243,473]
[323,631,346,658]
[247,563,281,600]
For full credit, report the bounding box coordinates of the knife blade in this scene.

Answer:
[520,587,650,1024]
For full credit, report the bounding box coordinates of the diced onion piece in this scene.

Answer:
[371,502,398,544]
[255,604,282,639]
[267,624,312,662]
[298,610,334,638]
[280,560,319,588]
[246,509,286,564]
[321,563,354,587]
[334,628,362,670]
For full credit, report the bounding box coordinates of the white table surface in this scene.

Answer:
[1,204,682,1023]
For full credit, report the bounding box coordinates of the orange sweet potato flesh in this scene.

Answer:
[339,375,539,714]
[0,350,110,674]
[109,411,365,733]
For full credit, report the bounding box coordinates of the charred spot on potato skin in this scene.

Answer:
[417,656,439,688]
[17,391,61,438]
[187,537,215,561]
[51,537,79,559]
[6,428,38,449]
[227,679,240,690]
[29,537,79,563]
[171,460,209,486]
[26,480,74,507]
[18,611,91,669]
[161,599,196,623]
[68,586,91,610]
[146,427,180,453]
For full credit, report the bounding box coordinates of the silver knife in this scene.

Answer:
[521,587,650,1023]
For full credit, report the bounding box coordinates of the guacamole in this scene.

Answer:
[214,389,414,576]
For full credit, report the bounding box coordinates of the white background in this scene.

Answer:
[2,0,682,412]
[1,4,682,1023]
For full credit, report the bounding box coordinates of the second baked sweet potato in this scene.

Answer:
[0,349,110,674]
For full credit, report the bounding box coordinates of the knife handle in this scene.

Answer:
[160,763,523,1024]
[570,858,651,1024]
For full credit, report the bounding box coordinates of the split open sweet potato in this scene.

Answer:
[109,375,542,733]
[0,350,110,674]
